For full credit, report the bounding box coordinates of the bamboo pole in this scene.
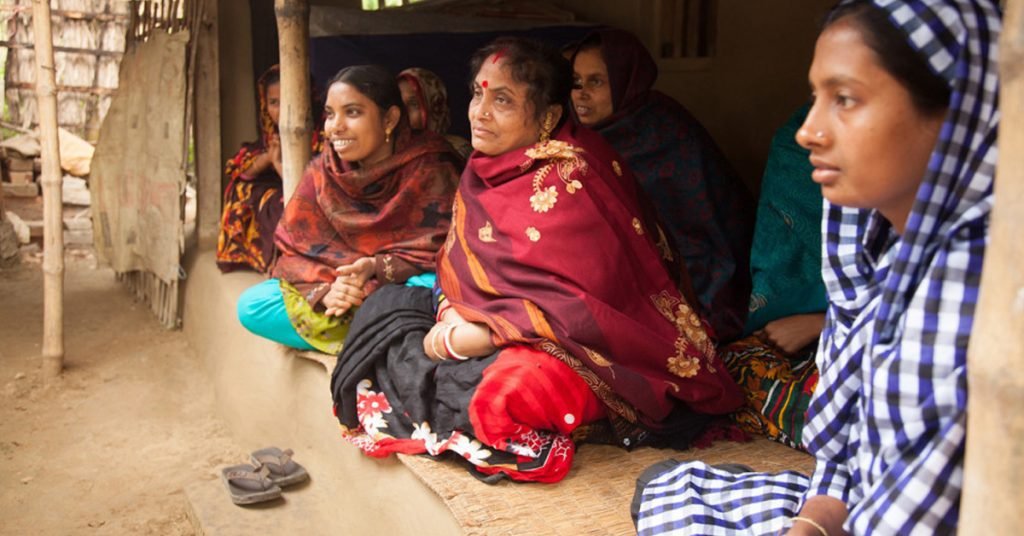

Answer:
[31,0,64,378]
[0,179,17,267]
[274,0,312,205]
[960,0,1024,531]
[194,0,221,249]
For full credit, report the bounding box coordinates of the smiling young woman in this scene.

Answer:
[634,1,1001,535]
[323,70,401,168]
[235,65,462,354]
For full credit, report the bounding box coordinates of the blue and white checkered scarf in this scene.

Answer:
[635,2,1002,534]
[809,0,1000,531]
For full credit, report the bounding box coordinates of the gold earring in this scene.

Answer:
[539,112,554,143]
[385,128,392,143]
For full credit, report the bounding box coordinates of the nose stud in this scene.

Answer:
[816,131,825,139]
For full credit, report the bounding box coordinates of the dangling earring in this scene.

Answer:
[385,128,392,144]
[539,112,554,143]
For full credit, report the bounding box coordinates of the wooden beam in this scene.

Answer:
[194,0,222,249]
[961,0,1024,531]
[0,40,125,57]
[0,5,131,22]
[31,0,64,379]
[274,0,312,205]
[5,82,118,95]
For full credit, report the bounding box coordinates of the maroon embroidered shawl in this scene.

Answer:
[438,122,742,428]
[272,126,460,286]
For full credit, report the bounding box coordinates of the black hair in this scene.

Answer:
[468,36,573,122]
[568,35,603,91]
[824,1,950,114]
[263,69,280,88]
[574,34,602,54]
[326,65,404,116]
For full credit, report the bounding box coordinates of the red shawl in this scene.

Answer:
[272,126,460,288]
[438,122,743,428]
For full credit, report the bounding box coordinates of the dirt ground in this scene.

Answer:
[0,249,245,535]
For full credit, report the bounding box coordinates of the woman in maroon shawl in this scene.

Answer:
[237,65,460,353]
[569,29,754,343]
[331,38,742,483]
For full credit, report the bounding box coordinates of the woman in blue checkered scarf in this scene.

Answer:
[634,1,1001,534]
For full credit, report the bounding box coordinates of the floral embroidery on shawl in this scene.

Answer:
[524,140,587,213]
[652,290,718,377]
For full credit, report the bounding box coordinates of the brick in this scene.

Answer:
[6,158,35,172]
[8,170,35,185]
[2,182,38,197]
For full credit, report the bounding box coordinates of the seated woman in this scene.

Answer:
[634,0,999,533]
[330,37,743,483]
[568,29,754,343]
[397,67,473,161]
[237,65,461,354]
[216,65,319,273]
[722,105,826,450]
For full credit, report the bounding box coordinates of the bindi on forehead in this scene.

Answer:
[481,80,488,88]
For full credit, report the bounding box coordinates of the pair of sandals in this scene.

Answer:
[221,447,309,505]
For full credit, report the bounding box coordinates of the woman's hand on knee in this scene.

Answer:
[322,258,377,317]
[756,313,826,355]
[335,257,375,288]
[323,276,367,317]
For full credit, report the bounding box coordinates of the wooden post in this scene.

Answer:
[194,0,222,249]
[960,0,1024,531]
[0,180,19,267]
[274,0,311,205]
[31,0,64,378]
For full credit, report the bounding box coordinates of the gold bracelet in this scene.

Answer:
[791,516,829,536]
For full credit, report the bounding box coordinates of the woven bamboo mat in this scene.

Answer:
[398,438,814,535]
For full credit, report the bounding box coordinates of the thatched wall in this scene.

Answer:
[92,0,197,330]
[1,0,129,142]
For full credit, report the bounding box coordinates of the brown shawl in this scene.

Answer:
[272,125,460,301]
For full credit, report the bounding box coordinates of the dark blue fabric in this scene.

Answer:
[598,91,753,343]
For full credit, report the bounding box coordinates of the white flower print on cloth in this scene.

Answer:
[449,434,493,466]
[355,379,392,436]
[411,421,444,456]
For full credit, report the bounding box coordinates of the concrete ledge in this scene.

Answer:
[181,248,461,535]
[184,476,332,536]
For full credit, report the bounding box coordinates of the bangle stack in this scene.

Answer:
[442,323,471,361]
[429,324,448,360]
